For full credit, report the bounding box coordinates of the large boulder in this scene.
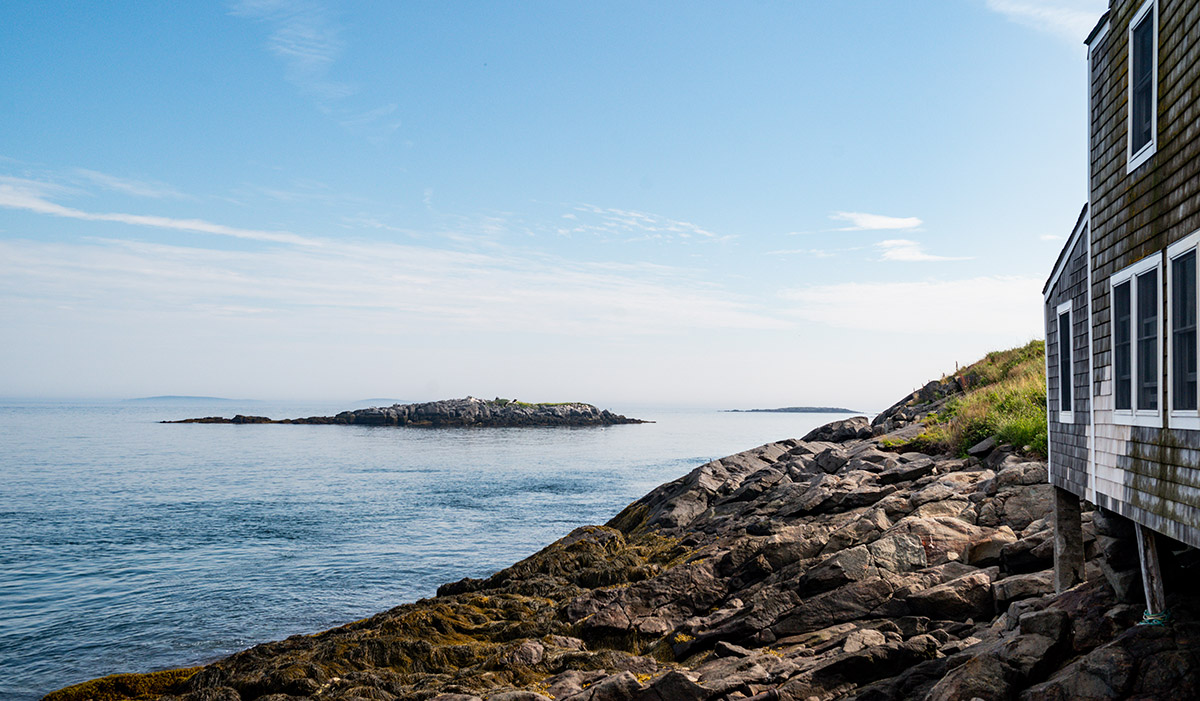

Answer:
[802,416,872,443]
[907,567,999,621]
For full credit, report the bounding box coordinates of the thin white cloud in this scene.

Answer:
[73,169,187,200]
[230,0,402,142]
[1041,233,1065,241]
[985,0,1107,43]
[564,204,730,243]
[339,103,398,127]
[231,0,355,101]
[0,237,788,339]
[830,211,922,231]
[767,248,834,258]
[876,239,971,262]
[781,276,1043,336]
[0,179,315,246]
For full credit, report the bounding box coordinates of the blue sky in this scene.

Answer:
[0,0,1105,408]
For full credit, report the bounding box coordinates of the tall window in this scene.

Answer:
[1172,250,1197,411]
[1128,0,1157,171]
[1115,281,1133,411]
[1137,269,1159,410]
[1168,233,1200,427]
[1112,256,1160,424]
[1058,307,1073,414]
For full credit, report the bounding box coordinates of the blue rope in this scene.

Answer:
[1138,609,1171,626]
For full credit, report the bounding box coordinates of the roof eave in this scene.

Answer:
[1043,203,1090,295]
[1085,10,1112,46]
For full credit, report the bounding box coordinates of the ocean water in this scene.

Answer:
[0,400,858,700]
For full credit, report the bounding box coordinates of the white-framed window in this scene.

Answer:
[1169,233,1200,428]
[1111,254,1162,426]
[1057,300,1074,423]
[1127,0,1158,173]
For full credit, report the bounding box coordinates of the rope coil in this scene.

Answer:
[1138,610,1171,626]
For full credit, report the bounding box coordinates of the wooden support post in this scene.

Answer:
[1053,487,1085,592]
[1135,522,1167,616]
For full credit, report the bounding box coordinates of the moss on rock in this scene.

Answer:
[43,667,200,701]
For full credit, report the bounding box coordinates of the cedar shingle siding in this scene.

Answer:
[1046,214,1091,499]
[1048,0,1200,549]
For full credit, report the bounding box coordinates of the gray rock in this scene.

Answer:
[559,672,643,701]
[907,567,998,621]
[998,484,1052,531]
[802,416,872,443]
[771,578,896,638]
[545,671,607,700]
[1018,608,1069,641]
[814,447,851,474]
[968,525,1018,566]
[488,692,552,701]
[992,570,1053,606]
[967,436,998,457]
[885,516,983,565]
[995,460,1049,488]
[712,640,752,658]
[999,530,1053,575]
[633,671,714,701]
[878,457,937,485]
[843,628,887,652]
[502,640,544,667]
[545,635,586,650]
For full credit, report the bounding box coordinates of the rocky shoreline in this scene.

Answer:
[163,397,647,428]
[52,382,1200,700]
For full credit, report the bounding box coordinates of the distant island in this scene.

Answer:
[726,406,859,413]
[126,395,240,403]
[164,397,648,428]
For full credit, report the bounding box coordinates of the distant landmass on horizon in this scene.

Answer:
[124,395,243,403]
[726,406,859,414]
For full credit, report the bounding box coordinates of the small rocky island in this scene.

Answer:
[163,397,647,428]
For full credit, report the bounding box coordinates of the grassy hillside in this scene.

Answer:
[901,340,1047,457]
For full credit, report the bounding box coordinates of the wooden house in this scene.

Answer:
[1044,0,1200,616]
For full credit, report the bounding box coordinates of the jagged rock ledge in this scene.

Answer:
[162,397,648,428]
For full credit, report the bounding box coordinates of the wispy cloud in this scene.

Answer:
[0,237,787,339]
[1040,233,1065,241]
[876,239,971,262]
[0,177,314,246]
[766,248,835,258]
[0,170,783,339]
[73,169,188,200]
[230,0,402,139]
[236,178,368,208]
[985,0,1107,43]
[231,0,354,101]
[561,204,731,243]
[339,103,400,129]
[781,276,1042,336]
[830,211,922,231]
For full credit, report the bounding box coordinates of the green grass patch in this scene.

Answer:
[492,398,586,408]
[901,340,1047,457]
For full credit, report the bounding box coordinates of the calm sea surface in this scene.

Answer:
[0,400,857,699]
